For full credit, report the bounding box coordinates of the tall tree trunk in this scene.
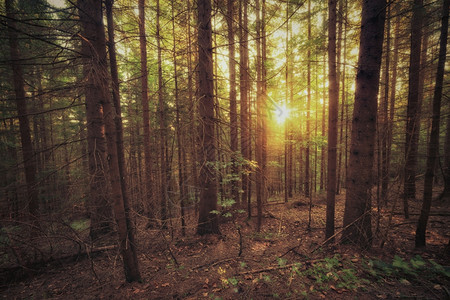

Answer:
[239,0,251,216]
[156,0,168,228]
[78,0,113,240]
[138,0,154,225]
[227,0,239,205]
[197,0,220,235]
[255,0,264,231]
[439,115,450,201]
[342,0,385,248]
[386,3,401,204]
[79,0,141,281]
[6,0,39,223]
[186,0,199,213]
[404,0,424,218]
[415,0,448,248]
[326,0,338,240]
[335,0,342,195]
[171,0,187,236]
[284,0,290,203]
[261,0,268,207]
[380,4,391,203]
[105,0,141,282]
[320,54,327,191]
[305,0,311,198]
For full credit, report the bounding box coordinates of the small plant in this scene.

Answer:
[277,257,287,267]
[70,219,89,232]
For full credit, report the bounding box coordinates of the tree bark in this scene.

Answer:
[415,0,448,248]
[239,0,251,216]
[171,0,187,236]
[156,0,168,228]
[380,3,391,204]
[80,0,141,282]
[227,0,239,206]
[78,0,113,240]
[6,0,39,223]
[342,0,385,248]
[326,0,338,240]
[138,0,154,225]
[105,0,141,282]
[305,0,311,198]
[404,0,424,218]
[440,115,450,201]
[197,0,220,235]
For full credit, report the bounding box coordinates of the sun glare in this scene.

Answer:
[275,104,290,124]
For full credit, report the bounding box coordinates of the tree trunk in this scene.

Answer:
[156,0,168,228]
[186,0,200,213]
[326,0,338,240]
[385,3,400,204]
[342,0,385,248]
[380,4,391,204]
[284,1,289,203]
[239,0,251,216]
[171,0,187,236]
[255,0,267,232]
[138,0,154,225]
[78,0,113,240]
[196,0,220,235]
[440,115,450,201]
[404,0,424,218]
[227,0,239,205]
[105,0,141,282]
[415,0,448,248]
[304,0,311,198]
[79,0,141,282]
[6,0,39,223]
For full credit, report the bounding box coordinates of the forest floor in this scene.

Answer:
[1,185,450,299]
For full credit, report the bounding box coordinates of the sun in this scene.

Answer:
[275,104,290,124]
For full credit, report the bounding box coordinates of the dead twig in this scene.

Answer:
[191,257,234,271]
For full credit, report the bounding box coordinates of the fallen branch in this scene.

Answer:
[191,257,235,271]
[238,258,323,275]
[392,212,450,216]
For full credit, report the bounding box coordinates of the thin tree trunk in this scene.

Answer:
[404,0,424,218]
[255,0,264,231]
[138,0,154,225]
[105,0,141,282]
[284,0,290,203]
[415,0,448,248]
[171,0,187,236]
[261,0,268,207]
[239,0,251,215]
[386,3,400,204]
[227,0,239,205]
[326,0,338,240]
[304,0,311,198]
[342,0,385,248]
[335,0,343,195]
[186,0,199,213]
[6,0,39,223]
[439,115,450,201]
[156,0,168,228]
[380,4,391,203]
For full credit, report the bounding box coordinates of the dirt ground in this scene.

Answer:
[1,187,449,299]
